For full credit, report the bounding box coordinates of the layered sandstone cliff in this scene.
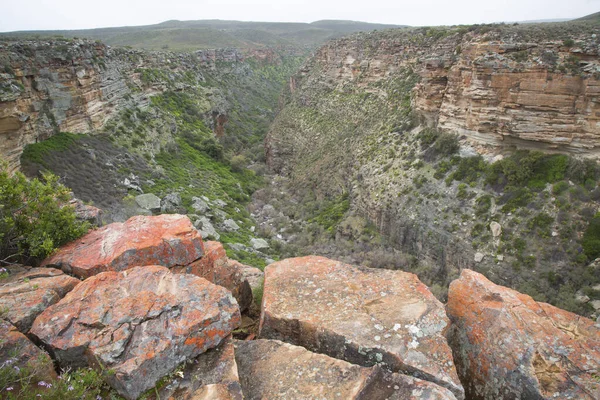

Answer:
[270,22,600,168]
[0,38,302,171]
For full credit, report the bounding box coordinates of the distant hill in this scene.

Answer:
[0,19,405,51]
[576,11,600,21]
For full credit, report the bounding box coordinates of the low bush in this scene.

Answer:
[0,166,90,265]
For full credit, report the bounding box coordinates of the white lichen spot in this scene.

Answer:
[374,324,384,331]
[374,335,381,341]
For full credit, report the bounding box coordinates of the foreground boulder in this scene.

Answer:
[173,241,252,312]
[0,267,79,332]
[0,320,57,383]
[446,269,600,400]
[235,339,457,399]
[157,336,243,400]
[42,214,204,278]
[259,256,463,399]
[30,266,240,400]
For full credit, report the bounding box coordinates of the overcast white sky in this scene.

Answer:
[1,0,599,32]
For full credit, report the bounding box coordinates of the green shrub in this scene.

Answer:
[433,133,460,157]
[552,181,570,195]
[448,156,487,184]
[527,212,554,237]
[475,195,492,216]
[582,213,600,260]
[500,187,532,212]
[0,167,90,264]
[417,128,438,148]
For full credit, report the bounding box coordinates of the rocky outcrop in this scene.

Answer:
[235,339,457,400]
[30,265,241,400]
[446,269,600,400]
[0,267,79,332]
[0,320,57,383]
[156,336,243,400]
[172,240,253,312]
[259,256,464,399]
[41,214,204,278]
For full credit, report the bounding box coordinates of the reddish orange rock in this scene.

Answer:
[446,269,600,400]
[173,241,252,312]
[30,265,240,400]
[259,256,464,399]
[155,336,243,400]
[42,214,204,278]
[0,267,80,332]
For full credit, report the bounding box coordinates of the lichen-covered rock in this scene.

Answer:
[259,256,463,399]
[41,214,204,278]
[70,198,103,226]
[172,241,252,312]
[135,193,161,212]
[446,269,600,400]
[235,339,457,400]
[0,320,57,383]
[156,336,243,400]
[30,265,240,400]
[234,260,264,292]
[0,267,79,332]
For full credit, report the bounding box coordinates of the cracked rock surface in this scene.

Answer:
[0,267,79,332]
[259,256,464,399]
[235,339,457,400]
[41,214,204,279]
[30,265,240,400]
[446,269,600,400]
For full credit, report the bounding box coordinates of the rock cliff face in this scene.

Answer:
[0,38,303,172]
[270,23,600,166]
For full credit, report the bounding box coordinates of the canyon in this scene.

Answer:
[1,16,600,400]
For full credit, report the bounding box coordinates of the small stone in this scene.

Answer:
[250,238,270,250]
[135,193,161,212]
[474,252,484,263]
[490,222,501,238]
[223,219,240,232]
[161,193,182,213]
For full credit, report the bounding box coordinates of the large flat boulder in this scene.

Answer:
[259,256,463,399]
[173,241,252,312]
[0,320,57,384]
[30,265,240,400]
[446,269,600,400]
[235,339,456,399]
[156,336,243,400]
[0,267,79,332]
[42,214,204,278]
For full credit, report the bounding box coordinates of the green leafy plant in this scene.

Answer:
[0,166,90,265]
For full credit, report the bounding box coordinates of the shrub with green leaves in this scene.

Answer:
[0,166,90,264]
[583,213,600,260]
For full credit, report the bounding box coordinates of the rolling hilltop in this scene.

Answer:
[0,19,405,50]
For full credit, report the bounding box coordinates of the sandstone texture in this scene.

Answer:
[259,256,464,398]
[30,265,240,400]
[0,267,79,332]
[157,336,243,400]
[235,339,457,400]
[172,241,252,312]
[42,214,204,278]
[0,320,57,383]
[446,269,600,400]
